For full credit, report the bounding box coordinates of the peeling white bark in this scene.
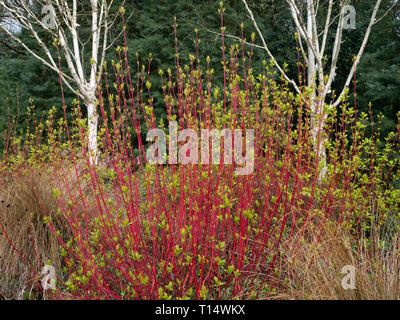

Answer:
[0,0,128,165]
[241,0,386,180]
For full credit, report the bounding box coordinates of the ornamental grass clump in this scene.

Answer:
[280,219,400,300]
[0,167,72,299]
[0,5,399,300]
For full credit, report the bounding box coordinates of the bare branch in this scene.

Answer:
[333,0,383,108]
[241,0,300,94]
[319,0,332,58]
[374,0,399,25]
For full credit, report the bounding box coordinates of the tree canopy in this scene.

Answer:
[0,0,399,145]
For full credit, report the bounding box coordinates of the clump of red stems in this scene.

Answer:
[1,9,399,300]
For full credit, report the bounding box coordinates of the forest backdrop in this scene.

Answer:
[0,0,399,150]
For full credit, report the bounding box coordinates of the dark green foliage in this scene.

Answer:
[357,2,400,135]
[0,0,399,149]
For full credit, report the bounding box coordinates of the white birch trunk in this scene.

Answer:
[87,98,98,165]
[305,0,327,179]
[241,0,385,180]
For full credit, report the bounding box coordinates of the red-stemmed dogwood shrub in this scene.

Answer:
[1,7,399,300]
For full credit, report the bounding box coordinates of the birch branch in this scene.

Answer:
[333,0,383,108]
[241,0,300,94]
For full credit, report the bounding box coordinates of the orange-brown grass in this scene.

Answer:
[0,158,96,299]
[278,220,400,300]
